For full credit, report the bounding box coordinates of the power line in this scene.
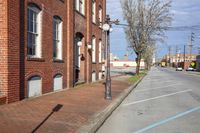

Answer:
[113,24,200,31]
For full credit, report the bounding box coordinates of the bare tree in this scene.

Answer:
[121,0,172,75]
[143,44,156,70]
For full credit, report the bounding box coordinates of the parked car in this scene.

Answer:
[186,67,195,71]
[176,67,183,71]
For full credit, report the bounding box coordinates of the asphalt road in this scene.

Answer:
[97,67,200,133]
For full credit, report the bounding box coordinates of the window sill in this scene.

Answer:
[92,62,96,64]
[92,21,97,25]
[27,56,45,62]
[98,26,103,30]
[59,0,64,3]
[75,10,86,18]
[92,22,98,26]
[53,59,64,63]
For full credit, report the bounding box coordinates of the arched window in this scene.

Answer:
[27,3,42,57]
[53,16,63,60]
[92,71,96,82]
[28,76,42,97]
[99,71,103,80]
[92,36,96,63]
[53,74,63,91]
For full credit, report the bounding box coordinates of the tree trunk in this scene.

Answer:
[145,61,148,70]
[136,54,141,75]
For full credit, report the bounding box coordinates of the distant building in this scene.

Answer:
[167,54,197,63]
[124,52,129,61]
[110,60,145,68]
[196,55,200,71]
[164,54,198,68]
[110,53,119,61]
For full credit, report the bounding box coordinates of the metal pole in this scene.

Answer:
[105,29,112,100]
[184,45,186,69]
[168,46,171,67]
[176,45,178,67]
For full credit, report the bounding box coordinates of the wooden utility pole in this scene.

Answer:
[168,46,171,66]
[189,32,194,61]
[176,45,178,67]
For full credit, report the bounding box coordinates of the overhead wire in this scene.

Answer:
[113,24,200,31]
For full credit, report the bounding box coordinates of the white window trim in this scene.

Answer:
[28,5,42,58]
[99,7,102,27]
[81,0,85,15]
[53,74,63,91]
[92,0,96,23]
[28,76,42,97]
[99,40,102,63]
[92,37,96,63]
[53,17,63,60]
[75,0,79,11]
[75,0,85,15]
[92,71,96,82]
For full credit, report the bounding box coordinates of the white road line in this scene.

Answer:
[134,105,200,133]
[124,89,192,106]
[135,83,180,93]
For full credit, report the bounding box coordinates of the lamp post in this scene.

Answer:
[102,15,119,100]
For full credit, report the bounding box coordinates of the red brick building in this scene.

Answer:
[0,0,106,104]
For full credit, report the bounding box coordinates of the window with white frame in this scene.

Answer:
[53,16,63,60]
[75,0,85,15]
[92,36,96,63]
[98,6,102,27]
[92,0,96,23]
[99,40,102,63]
[28,4,42,57]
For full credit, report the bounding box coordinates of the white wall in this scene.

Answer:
[110,61,145,67]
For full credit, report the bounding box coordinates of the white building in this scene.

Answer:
[110,60,145,68]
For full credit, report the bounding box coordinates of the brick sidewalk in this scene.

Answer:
[0,78,131,133]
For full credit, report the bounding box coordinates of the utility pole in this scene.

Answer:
[198,46,200,54]
[168,46,171,67]
[184,45,186,69]
[189,32,194,61]
[176,45,178,67]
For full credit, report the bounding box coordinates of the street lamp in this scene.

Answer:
[102,15,119,100]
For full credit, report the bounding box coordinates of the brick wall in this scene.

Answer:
[0,95,7,105]
[1,0,106,104]
[23,0,68,98]
[7,0,20,103]
[0,0,8,103]
[4,0,70,101]
[75,0,106,83]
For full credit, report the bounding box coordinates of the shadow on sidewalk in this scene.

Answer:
[31,104,63,133]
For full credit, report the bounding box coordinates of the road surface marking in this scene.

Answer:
[133,105,200,133]
[124,89,192,106]
[135,83,180,93]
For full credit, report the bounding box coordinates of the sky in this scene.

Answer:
[107,0,200,60]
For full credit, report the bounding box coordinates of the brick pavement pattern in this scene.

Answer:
[0,79,131,133]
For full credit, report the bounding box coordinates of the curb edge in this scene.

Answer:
[76,74,146,133]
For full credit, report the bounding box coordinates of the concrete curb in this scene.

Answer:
[76,75,146,133]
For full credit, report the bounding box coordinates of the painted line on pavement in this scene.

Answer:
[133,105,200,133]
[123,89,192,106]
[135,83,180,93]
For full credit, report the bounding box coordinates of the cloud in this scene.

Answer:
[107,0,200,59]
